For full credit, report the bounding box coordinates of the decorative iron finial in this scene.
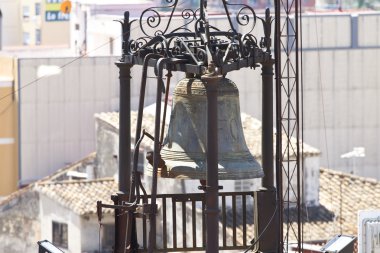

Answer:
[260,8,273,53]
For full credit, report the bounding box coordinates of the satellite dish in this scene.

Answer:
[60,0,72,14]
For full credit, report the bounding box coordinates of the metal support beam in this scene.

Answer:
[115,62,133,194]
[202,68,223,253]
[254,190,279,253]
[258,57,278,253]
[261,61,275,190]
[111,193,129,253]
[114,60,134,253]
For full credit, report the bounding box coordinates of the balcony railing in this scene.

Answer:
[135,191,255,252]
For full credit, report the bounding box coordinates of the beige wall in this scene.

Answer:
[8,0,71,47]
[20,0,42,46]
[0,56,18,195]
[40,0,70,46]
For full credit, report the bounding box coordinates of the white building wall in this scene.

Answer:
[18,56,162,184]
[228,13,380,180]
[301,47,380,178]
[0,0,22,47]
[40,194,82,253]
[19,56,120,184]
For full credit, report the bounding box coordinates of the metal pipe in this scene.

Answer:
[134,54,162,147]
[125,54,161,253]
[129,53,162,202]
[202,71,222,253]
[160,69,172,145]
[147,58,171,252]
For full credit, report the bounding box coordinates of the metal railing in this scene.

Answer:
[136,191,255,252]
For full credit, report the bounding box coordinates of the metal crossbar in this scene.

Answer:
[135,191,255,252]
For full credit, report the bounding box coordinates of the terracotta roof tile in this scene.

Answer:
[36,178,117,215]
[0,153,96,207]
[231,168,380,245]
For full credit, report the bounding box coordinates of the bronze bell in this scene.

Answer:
[147,77,263,180]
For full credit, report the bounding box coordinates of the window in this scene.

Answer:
[35,29,41,45]
[35,3,41,16]
[22,6,30,19]
[23,32,30,45]
[52,221,68,249]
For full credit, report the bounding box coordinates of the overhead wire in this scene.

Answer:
[244,202,279,252]
[0,0,198,104]
[1,1,249,106]
[312,7,337,236]
[0,35,122,103]
[0,101,13,116]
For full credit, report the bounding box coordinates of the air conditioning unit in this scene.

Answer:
[358,210,380,253]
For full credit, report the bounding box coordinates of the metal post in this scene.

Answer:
[115,61,133,194]
[260,8,275,190]
[112,193,129,253]
[257,10,278,249]
[254,61,279,253]
[274,0,284,251]
[113,61,133,253]
[202,69,222,253]
[261,61,274,190]
[113,11,134,253]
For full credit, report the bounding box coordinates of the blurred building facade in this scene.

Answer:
[0,56,18,195]
[0,0,160,53]
[2,2,380,194]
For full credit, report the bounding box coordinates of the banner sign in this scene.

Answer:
[45,0,70,22]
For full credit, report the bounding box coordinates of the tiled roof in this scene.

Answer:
[95,109,320,158]
[237,168,380,244]
[36,178,117,215]
[306,167,380,241]
[0,153,118,216]
[35,166,375,241]
[0,153,96,207]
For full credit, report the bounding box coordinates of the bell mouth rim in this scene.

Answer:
[160,149,259,162]
[145,161,264,180]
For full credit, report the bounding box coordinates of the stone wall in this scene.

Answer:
[0,190,40,253]
[95,116,119,178]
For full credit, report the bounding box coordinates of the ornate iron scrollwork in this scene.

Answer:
[121,0,271,71]
[139,0,179,37]
[222,0,257,34]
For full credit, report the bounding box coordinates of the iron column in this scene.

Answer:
[202,69,222,253]
[114,61,133,253]
[261,61,274,189]
[116,61,133,193]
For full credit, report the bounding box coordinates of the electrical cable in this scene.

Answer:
[244,201,279,252]
[0,0,191,103]
[0,36,120,102]
[0,102,13,116]
[312,8,337,236]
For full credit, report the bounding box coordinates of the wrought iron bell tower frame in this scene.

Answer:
[96,0,304,252]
